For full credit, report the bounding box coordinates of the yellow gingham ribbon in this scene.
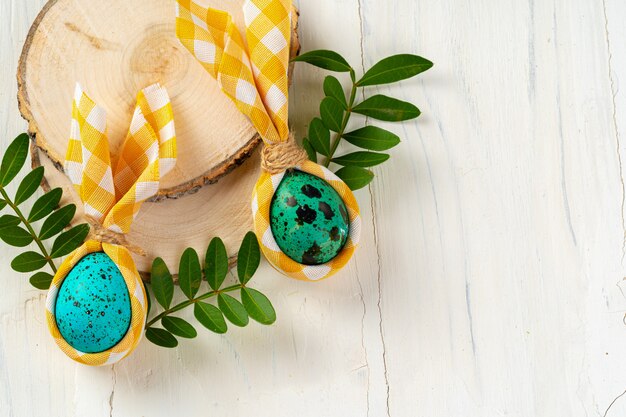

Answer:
[176,0,361,281]
[46,241,147,366]
[65,83,177,233]
[252,160,362,281]
[46,83,176,365]
[176,0,291,144]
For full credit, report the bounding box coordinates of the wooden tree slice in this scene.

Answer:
[18,0,300,200]
[34,145,262,277]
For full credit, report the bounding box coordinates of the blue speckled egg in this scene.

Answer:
[270,170,350,265]
[55,252,131,353]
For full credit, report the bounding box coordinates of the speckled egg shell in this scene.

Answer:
[270,169,350,265]
[55,252,131,354]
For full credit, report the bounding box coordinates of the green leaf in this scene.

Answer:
[308,118,331,157]
[194,302,227,334]
[145,327,178,348]
[179,248,202,300]
[237,231,260,285]
[323,76,347,108]
[39,204,76,240]
[0,226,34,247]
[353,95,420,121]
[15,166,44,205]
[320,97,344,132]
[162,316,197,339]
[218,294,249,327]
[145,283,152,317]
[50,223,89,258]
[241,288,276,325]
[343,126,401,151]
[205,237,228,291]
[301,138,317,163]
[0,214,20,230]
[29,271,54,290]
[11,251,47,273]
[0,134,29,187]
[151,257,174,309]
[335,166,375,191]
[332,151,390,167]
[28,188,62,222]
[292,50,352,72]
[357,54,433,86]
[0,199,7,211]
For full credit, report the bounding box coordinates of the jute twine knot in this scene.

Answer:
[85,215,147,256]
[260,132,309,175]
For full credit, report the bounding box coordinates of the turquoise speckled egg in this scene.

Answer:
[270,170,350,265]
[55,252,131,353]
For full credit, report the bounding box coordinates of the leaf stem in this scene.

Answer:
[146,283,243,328]
[324,72,358,167]
[0,187,57,273]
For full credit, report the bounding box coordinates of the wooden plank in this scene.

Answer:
[1,0,626,416]
[0,2,77,417]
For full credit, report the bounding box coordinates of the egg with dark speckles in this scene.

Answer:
[55,252,131,353]
[270,170,349,265]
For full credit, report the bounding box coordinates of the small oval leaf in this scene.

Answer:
[301,138,317,163]
[205,237,228,291]
[308,118,331,157]
[0,199,7,211]
[343,126,401,151]
[357,54,433,86]
[0,214,20,230]
[320,97,344,132]
[352,95,420,121]
[30,271,54,290]
[323,75,347,108]
[332,152,390,168]
[0,134,29,187]
[241,288,276,325]
[335,166,375,191]
[0,226,34,247]
[218,294,249,327]
[11,251,47,273]
[28,188,62,222]
[162,316,197,339]
[151,257,174,309]
[145,327,178,348]
[145,283,152,317]
[50,223,89,258]
[179,248,202,300]
[194,302,227,334]
[39,204,76,240]
[237,232,260,284]
[15,166,44,206]
[292,50,352,72]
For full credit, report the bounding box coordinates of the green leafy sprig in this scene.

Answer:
[0,134,89,289]
[292,51,433,190]
[0,134,276,350]
[144,232,276,348]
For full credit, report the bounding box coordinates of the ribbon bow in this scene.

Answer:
[176,0,292,145]
[65,83,177,237]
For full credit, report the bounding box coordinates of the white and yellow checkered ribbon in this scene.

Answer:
[176,0,291,144]
[176,0,361,280]
[46,83,176,365]
[252,160,362,281]
[65,83,177,233]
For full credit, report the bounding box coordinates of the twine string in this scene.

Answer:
[260,132,309,174]
[85,216,147,256]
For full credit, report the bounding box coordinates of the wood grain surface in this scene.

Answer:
[1,0,626,416]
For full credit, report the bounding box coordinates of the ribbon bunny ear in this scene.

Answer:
[65,83,177,233]
[176,0,292,144]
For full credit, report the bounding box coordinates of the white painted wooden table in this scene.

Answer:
[2,0,626,416]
